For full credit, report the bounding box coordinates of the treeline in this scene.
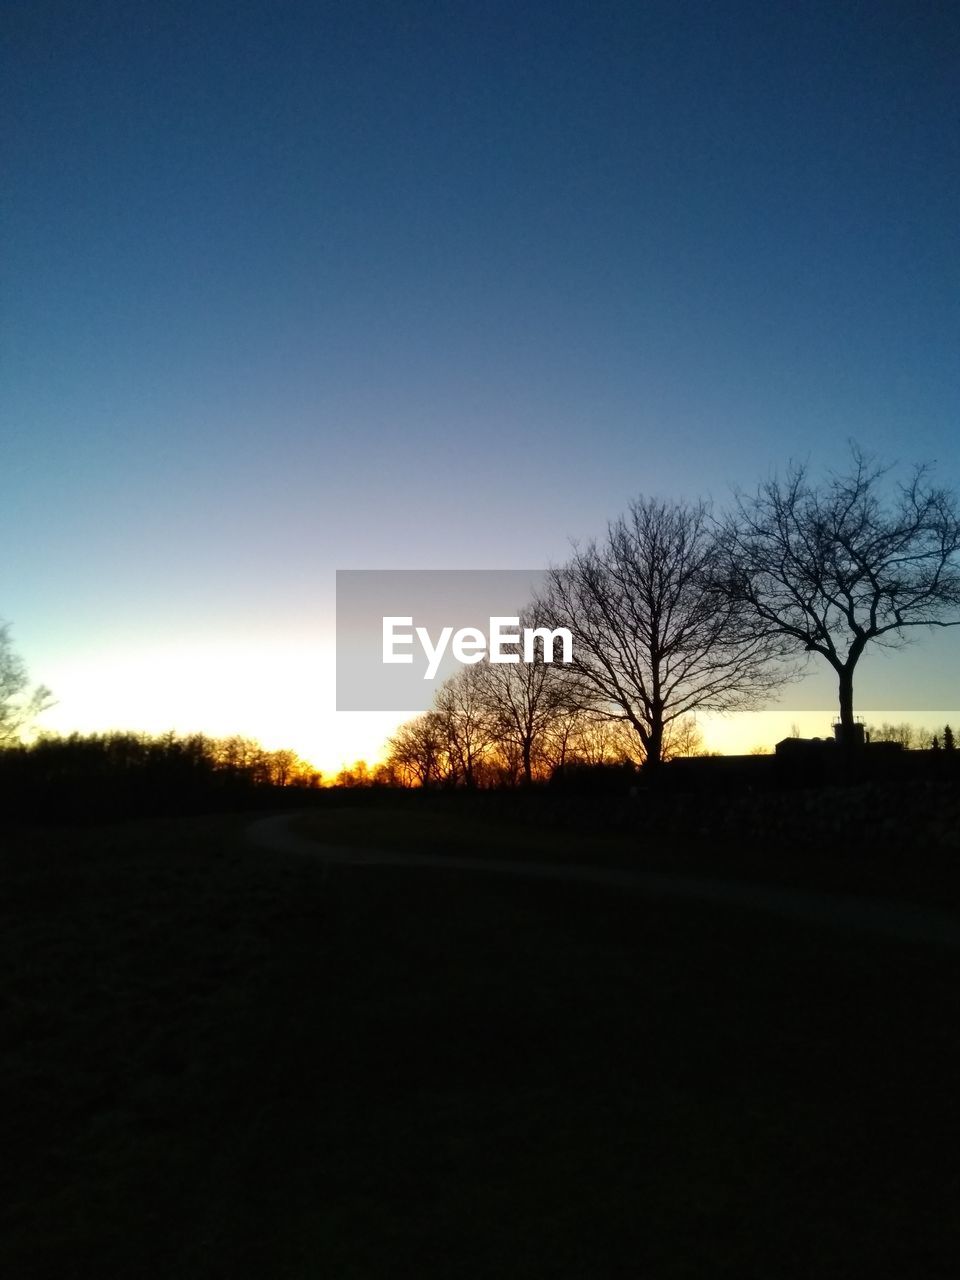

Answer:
[866,723,956,750]
[379,666,705,788]
[365,706,958,792]
[0,731,322,823]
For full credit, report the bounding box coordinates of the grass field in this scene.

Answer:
[3,806,960,1278]
[290,786,960,908]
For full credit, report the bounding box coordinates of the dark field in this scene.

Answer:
[291,782,960,908]
[3,804,960,1278]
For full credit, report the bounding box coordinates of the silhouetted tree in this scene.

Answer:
[662,714,706,760]
[540,498,788,770]
[386,712,445,786]
[434,666,496,787]
[945,725,955,752]
[268,748,300,786]
[336,759,371,787]
[371,761,401,786]
[0,622,53,744]
[719,447,960,745]
[565,713,639,767]
[536,706,583,773]
[867,721,916,749]
[473,619,574,784]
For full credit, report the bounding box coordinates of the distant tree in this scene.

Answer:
[945,725,955,752]
[473,621,573,784]
[867,721,916,749]
[538,707,587,773]
[540,497,789,770]
[371,761,400,787]
[268,748,300,787]
[215,735,263,776]
[386,712,445,787]
[0,623,53,744]
[554,712,639,768]
[334,759,374,787]
[718,447,960,745]
[434,666,496,787]
[662,714,706,761]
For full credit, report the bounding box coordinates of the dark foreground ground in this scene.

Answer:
[3,804,960,1278]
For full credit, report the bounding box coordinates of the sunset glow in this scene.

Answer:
[4,0,957,769]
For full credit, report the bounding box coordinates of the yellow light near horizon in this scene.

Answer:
[33,640,408,777]
[698,709,960,756]
[31,639,960,776]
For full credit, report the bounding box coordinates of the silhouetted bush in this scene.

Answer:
[548,760,639,795]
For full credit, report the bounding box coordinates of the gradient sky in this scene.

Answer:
[3,0,958,770]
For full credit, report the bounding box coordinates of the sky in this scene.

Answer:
[2,0,958,771]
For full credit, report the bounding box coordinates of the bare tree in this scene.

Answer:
[718,448,960,744]
[335,759,371,787]
[561,712,639,767]
[662,714,706,760]
[386,712,445,787]
[267,747,300,786]
[215,735,270,781]
[538,706,583,774]
[433,665,496,787]
[0,622,53,745]
[540,498,788,770]
[473,617,574,784]
[866,722,916,749]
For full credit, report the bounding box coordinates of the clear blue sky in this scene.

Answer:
[3,0,958,767]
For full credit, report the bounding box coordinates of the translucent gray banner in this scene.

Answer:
[336,569,553,711]
[335,568,960,714]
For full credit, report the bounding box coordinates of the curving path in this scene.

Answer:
[246,811,960,950]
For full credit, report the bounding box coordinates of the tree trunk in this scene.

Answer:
[643,718,664,771]
[837,665,856,745]
[522,740,533,786]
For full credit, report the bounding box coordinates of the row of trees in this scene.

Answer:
[866,722,956,751]
[5,446,957,786]
[2,729,322,787]
[0,730,323,821]
[0,627,323,792]
[384,675,705,788]
[387,446,960,779]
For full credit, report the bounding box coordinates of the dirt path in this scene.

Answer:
[246,811,960,950]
